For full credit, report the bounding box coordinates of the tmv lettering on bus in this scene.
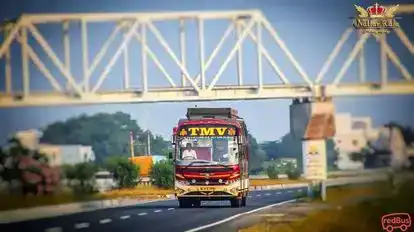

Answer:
[188,127,227,136]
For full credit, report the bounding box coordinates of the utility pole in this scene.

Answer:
[129,131,135,158]
[146,130,151,156]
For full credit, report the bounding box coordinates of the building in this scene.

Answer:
[38,144,62,167]
[13,129,95,166]
[334,113,410,170]
[14,129,43,150]
[38,144,96,166]
[334,113,377,170]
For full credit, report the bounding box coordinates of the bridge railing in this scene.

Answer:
[0,5,413,107]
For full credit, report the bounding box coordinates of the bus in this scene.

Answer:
[169,108,250,208]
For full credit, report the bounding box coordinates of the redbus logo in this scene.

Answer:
[382,213,411,232]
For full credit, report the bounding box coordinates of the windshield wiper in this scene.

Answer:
[182,160,232,171]
[184,160,210,169]
[212,161,231,168]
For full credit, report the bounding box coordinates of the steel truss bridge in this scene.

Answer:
[0,5,413,108]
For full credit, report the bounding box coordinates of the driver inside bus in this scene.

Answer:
[182,143,198,159]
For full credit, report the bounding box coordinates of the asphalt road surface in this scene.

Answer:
[1,188,305,232]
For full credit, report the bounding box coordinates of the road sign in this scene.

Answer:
[302,139,328,180]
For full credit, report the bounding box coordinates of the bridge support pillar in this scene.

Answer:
[290,97,335,201]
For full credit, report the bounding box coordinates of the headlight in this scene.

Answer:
[176,180,189,185]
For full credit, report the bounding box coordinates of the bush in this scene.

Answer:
[72,162,97,194]
[286,167,301,180]
[106,157,139,189]
[151,160,174,189]
[266,165,279,179]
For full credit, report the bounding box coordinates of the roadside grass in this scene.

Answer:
[0,191,101,211]
[249,172,377,186]
[250,179,307,186]
[0,185,173,211]
[101,185,173,199]
[240,181,414,232]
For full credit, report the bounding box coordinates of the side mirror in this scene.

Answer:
[168,152,173,160]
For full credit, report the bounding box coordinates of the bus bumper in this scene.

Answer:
[174,180,248,200]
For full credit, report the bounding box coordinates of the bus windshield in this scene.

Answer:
[177,137,239,165]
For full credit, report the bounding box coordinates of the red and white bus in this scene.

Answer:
[170,108,250,208]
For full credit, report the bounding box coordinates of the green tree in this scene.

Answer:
[72,162,97,193]
[248,132,267,174]
[105,157,139,188]
[286,163,301,180]
[40,112,170,163]
[61,164,77,180]
[259,133,302,170]
[266,165,279,179]
[151,160,174,189]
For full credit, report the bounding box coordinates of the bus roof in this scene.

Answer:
[177,118,243,129]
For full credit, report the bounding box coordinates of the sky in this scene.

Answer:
[0,0,413,143]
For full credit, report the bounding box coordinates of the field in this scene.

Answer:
[239,180,414,232]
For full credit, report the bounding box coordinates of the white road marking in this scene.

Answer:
[184,199,298,232]
[100,219,112,224]
[288,190,293,193]
[74,223,89,229]
[265,193,271,196]
[256,194,261,197]
[248,196,252,198]
[168,208,175,210]
[45,227,62,232]
[154,210,162,213]
[276,192,281,194]
[120,215,130,220]
[138,212,147,216]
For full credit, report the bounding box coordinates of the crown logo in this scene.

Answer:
[367,3,386,17]
[354,3,399,19]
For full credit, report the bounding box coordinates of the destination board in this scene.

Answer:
[178,126,237,137]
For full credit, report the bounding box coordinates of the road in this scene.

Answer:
[0,188,305,232]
